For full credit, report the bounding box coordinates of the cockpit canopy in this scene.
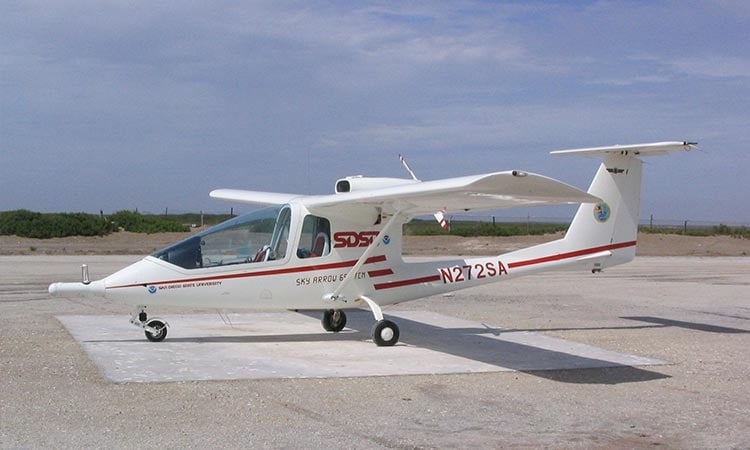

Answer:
[152,205,291,269]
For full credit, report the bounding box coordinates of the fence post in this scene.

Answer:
[527,214,530,235]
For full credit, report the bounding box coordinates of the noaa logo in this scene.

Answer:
[383,235,391,245]
[147,285,157,294]
[593,202,611,222]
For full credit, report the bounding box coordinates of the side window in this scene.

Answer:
[297,215,331,259]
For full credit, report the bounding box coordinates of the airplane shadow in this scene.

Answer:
[621,316,750,334]
[86,311,675,385]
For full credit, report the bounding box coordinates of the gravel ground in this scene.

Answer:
[1,254,748,448]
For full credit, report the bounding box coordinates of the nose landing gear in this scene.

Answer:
[130,306,169,342]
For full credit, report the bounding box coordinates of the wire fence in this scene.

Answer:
[148,208,750,235]
[424,213,749,235]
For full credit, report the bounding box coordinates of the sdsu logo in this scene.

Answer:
[333,231,380,248]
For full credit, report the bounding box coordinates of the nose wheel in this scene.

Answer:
[144,319,168,342]
[130,306,169,342]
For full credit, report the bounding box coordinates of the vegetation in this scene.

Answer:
[0,209,189,239]
[404,219,568,237]
[639,223,750,239]
[2,209,746,239]
[109,211,190,234]
[0,210,114,239]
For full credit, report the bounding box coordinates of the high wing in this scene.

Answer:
[209,189,302,206]
[211,171,600,216]
[305,171,599,215]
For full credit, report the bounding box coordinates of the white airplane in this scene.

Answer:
[49,141,695,346]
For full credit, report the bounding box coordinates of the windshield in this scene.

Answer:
[152,205,292,269]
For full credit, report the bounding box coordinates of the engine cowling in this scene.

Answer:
[334,176,419,194]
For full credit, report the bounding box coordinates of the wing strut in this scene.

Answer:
[324,211,404,303]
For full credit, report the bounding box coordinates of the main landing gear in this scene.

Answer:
[321,309,347,332]
[371,319,399,346]
[130,306,169,342]
[320,297,400,347]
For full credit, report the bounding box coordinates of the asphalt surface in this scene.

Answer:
[1,255,749,449]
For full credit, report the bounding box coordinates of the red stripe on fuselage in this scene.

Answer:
[507,240,636,269]
[367,269,394,278]
[108,255,388,290]
[373,275,442,290]
[372,241,636,291]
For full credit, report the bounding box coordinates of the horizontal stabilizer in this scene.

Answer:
[551,141,697,158]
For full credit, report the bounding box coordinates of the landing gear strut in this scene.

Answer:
[130,306,169,342]
[359,295,400,347]
[321,309,347,332]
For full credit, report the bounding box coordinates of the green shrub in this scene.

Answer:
[406,219,567,237]
[0,210,114,239]
[109,210,189,233]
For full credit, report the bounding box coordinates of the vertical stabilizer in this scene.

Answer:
[554,141,695,269]
[500,141,694,273]
[562,154,642,267]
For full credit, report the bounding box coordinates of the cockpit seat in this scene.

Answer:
[310,232,330,258]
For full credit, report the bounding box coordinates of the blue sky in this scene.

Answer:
[2,1,748,223]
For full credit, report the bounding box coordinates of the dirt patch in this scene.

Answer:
[2,231,748,257]
[0,231,190,256]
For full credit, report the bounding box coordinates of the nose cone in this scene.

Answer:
[48,279,106,298]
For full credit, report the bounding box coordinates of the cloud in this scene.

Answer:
[669,56,750,78]
[1,1,748,222]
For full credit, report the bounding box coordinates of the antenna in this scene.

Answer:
[81,264,90,285]
[399,154,420,181]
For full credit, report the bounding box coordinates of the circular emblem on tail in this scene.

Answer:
[593,202,611,222]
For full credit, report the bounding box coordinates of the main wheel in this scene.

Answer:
[321,309,347,332]
[372,319,399,346]
[145,319,167,342]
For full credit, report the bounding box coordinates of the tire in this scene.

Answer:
[321,309,347,332]
[372,319,399,346]
[145,319,167,342]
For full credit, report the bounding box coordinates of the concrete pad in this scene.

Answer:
[57,311,667,382]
